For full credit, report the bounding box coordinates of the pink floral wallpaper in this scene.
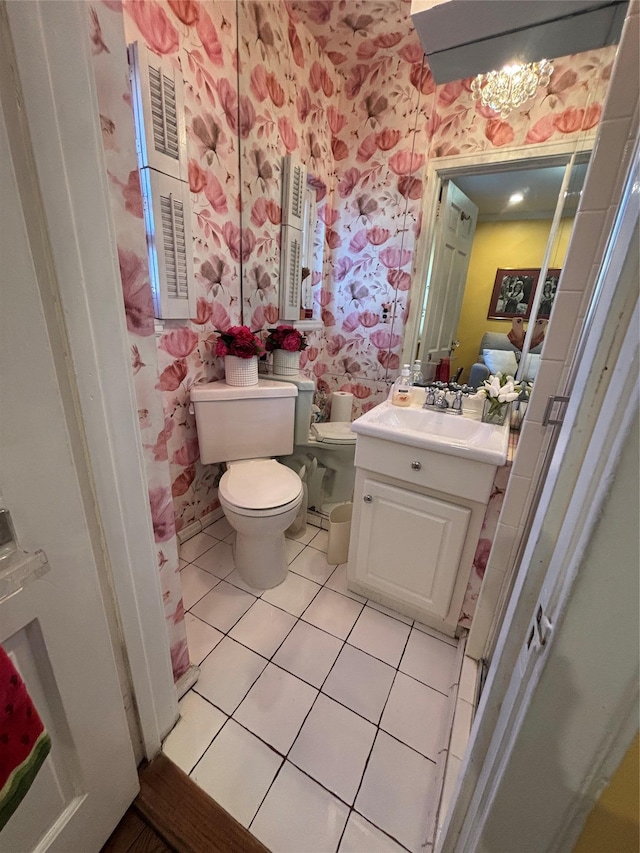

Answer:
[291,0,615,419]
[90,0,615,636]
[289,0,434,414]
[121,0,241,534]
[90,1,189,681]
[237,0,340,335]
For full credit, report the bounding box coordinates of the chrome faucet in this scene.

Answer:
[423,382,472,415]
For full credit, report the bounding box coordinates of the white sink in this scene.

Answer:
[351,400,510,465]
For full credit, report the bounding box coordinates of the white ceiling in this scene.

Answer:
[453,162,589,221]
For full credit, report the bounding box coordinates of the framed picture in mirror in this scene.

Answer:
[536,270,561,319]
[487,268,561,320]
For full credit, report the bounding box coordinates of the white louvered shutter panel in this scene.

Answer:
[129,42,187,181]
[279,225,303,321]
[301,185,317,312]
[281,155,307,230]
[141,168,195,319]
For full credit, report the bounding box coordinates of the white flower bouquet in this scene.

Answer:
[478,372,520,425]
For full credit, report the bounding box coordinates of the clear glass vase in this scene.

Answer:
[482,398,510,426]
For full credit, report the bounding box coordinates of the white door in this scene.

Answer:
[419,181,478,366]
[0,86,138,851]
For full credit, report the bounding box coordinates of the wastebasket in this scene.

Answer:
[327,503,353,565]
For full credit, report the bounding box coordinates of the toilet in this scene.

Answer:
[190,378,303,589]
[266,373,357,512]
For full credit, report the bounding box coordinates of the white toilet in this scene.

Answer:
[190,379,302,589]
[266,373,357,511]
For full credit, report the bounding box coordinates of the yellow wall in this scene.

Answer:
[454,218,573,382]
[573,732,639,853]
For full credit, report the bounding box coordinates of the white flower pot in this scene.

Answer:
[272,349,300,375]
[224,355,258,386]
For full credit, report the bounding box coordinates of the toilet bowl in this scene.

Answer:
[219,459,302,588]
[308,422,356,506]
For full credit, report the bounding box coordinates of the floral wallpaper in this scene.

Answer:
[291,0,616,420]
[290,0,433,415]
[459,449,514,629]
[121,0,241,534]
[237,1,340,334]
[90,1,188,681]
[91,0,615,634]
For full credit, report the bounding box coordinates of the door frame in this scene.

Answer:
[417,180,479,367]
[402,136,596,369]
[3,0,178,757]
[438,139,639,851]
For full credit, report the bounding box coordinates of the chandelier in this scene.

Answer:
[471,60,554,119]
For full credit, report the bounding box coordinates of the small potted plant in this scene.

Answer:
[478,372,520,425]
[265,325,308,375]
[215,326,265,386]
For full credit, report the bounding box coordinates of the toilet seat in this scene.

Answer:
[311,422,356,445]
[219,459,302,517]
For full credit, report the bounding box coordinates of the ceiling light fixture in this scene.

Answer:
[471,60,554,119]
[509,192,524,205]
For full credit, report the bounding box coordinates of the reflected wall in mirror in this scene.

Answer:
[236,3,615,410]
[110,0,616,534]
[237,0,432,400]
[236,0,339,331]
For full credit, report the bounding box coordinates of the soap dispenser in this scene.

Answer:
[411,360,424,385]
[391,364,413,407]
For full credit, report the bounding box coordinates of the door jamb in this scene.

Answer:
[437,140,639,851]
[3,0,178,758]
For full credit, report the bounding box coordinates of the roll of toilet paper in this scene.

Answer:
[330,391,353,423]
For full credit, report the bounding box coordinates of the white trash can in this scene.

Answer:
[327,503,353,565]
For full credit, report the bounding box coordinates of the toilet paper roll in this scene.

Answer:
[330,391,353,423]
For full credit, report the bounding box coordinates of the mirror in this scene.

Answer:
[410,152,591,386]
[236,0,339,332]
[402,51,615,385]
[234,1,617,410]
[235,0,433,394]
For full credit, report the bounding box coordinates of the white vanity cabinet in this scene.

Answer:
[346,433,500,636]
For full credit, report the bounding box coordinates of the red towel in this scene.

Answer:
[0,647,51,830]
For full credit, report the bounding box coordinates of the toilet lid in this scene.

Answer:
[312,422,356,445]
[219,459,302,510]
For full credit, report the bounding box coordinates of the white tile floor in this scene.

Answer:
[166,519,460,853]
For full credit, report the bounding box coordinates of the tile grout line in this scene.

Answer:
[179,530,457,849]
[186,568,455,736]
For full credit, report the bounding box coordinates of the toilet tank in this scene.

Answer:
[190,379,298,464]
[266,373,316,445]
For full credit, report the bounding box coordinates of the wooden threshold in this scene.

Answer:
[103,753,269,853]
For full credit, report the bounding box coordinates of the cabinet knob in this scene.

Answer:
[363,494,373,503]
[411,461,422,470]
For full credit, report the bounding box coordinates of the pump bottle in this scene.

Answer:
[391,364,413,407]
[411,360,424,385]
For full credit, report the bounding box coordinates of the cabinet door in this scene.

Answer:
[354,479,471,619]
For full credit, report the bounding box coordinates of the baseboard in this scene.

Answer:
[174,663,199,700]
[306,509,327,530]
[177,520,201,543]
[177,507,224,544]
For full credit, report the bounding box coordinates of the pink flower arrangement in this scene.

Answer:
[215,326,265,359]
[265,325,308,353]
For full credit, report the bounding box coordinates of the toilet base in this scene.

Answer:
[233,531,289,589]
[221,494,302,590]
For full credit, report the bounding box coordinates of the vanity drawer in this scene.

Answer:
[354,434,496,504]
